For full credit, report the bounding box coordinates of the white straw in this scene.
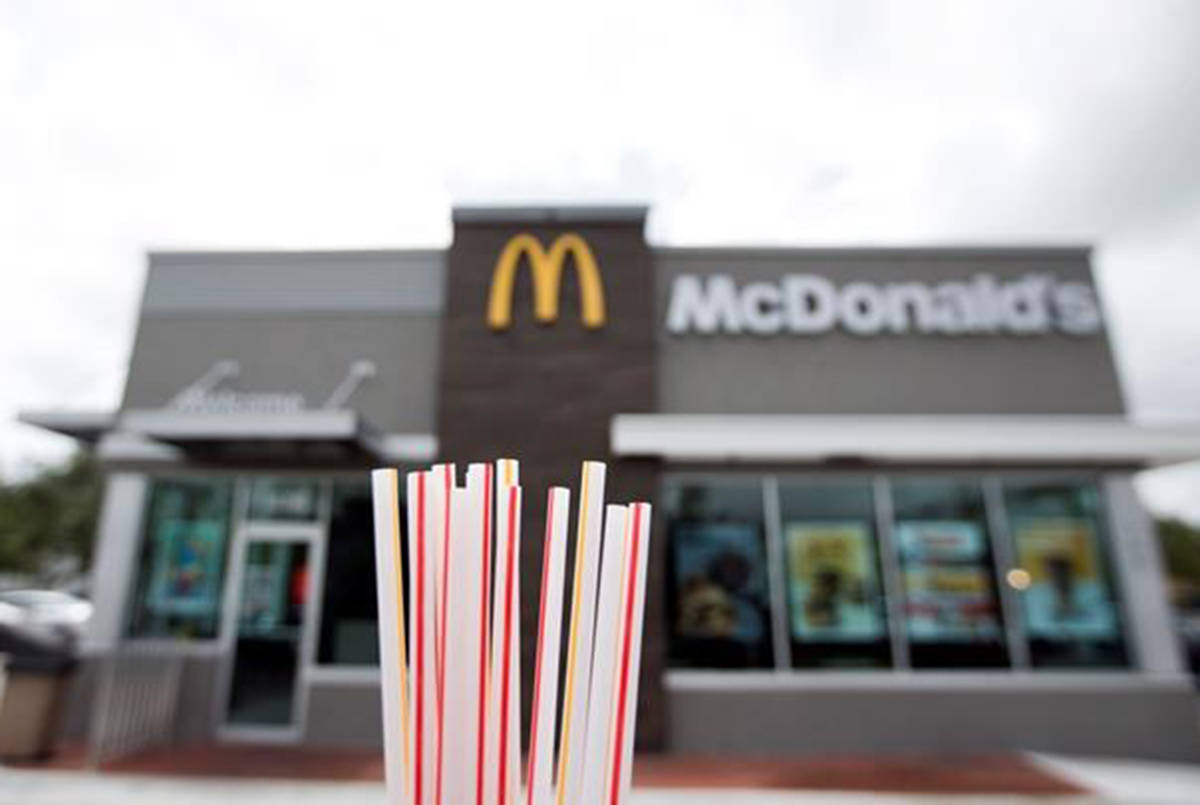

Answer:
[526,487,570,805]
[476,462,495,805]
[493,462,522,805]
[407,470,438,805]
[441,478,484,805]
[555,460,607,805]
[430,463,455,805]
[579,504,630,798]
[608,502,652,805]
[375,460,648,805]
[371,469,410,805]
[488,460,521,805]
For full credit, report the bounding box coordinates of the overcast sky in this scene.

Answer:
[2,0,1199,520]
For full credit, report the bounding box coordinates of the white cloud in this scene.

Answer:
[2,0,1199,519]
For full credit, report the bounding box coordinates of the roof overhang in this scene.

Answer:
[114,408,435,464]
[17,410,117,444]
[20,407,436,465]
[611,415,1200,467]
[122,408,364,443]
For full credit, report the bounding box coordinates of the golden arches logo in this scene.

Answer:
[486,233,606,330]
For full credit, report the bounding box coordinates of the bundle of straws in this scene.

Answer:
[370,459,652,805]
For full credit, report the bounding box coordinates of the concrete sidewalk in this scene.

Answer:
[0,754,1196,804]
[0,767,1087,805]
[1033,754,1200,805]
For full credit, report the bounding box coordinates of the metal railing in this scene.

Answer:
[87,642,184,767]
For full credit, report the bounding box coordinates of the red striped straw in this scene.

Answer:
[475,462,494,805]
[413,472,427,805]
[607,502,648,805]
[556,462,607,805]
[373,461,649,805]
[435,464,454,805]
[497,484,521,805]
[370,469,410,804]
[526,487,569,805]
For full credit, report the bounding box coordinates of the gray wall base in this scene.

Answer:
[58,652,222,746]
[57,659,99,742]
[302,682,383,748]
[668,682,1200,762]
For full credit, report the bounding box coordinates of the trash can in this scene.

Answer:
[0,623,78,760]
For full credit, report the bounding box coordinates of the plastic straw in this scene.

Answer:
[370,469,410,805]
[579,505,629,797]
[607,502,652,805]
[431,463,455,805]
[441,472,484,805]
[475,462,494,805]
[488,460,520,805]
[496,483,522,805]
[407,470,438,805]
[556,461,607,805]
[526,487,570,805]
[373,460,649,805]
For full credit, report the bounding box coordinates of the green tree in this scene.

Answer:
[1157,517,1200,611]
[0,452,103,584]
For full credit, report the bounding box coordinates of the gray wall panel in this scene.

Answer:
[655,249,1126,415]
[144,251,444,313]
[122,314,440,433]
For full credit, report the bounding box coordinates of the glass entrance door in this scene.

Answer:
[224,537,311,731]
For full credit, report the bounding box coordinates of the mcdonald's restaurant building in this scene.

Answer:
[23,206,1200,761]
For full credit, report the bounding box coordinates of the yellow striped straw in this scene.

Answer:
[555,463,590,805]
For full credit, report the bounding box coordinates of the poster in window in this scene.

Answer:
[895,519,988,562]
[673,522,767,644]
[785,521,885,641]
[1012,517,1118,640]
[147,520,225,618]
[895,520,1002,641]
[239,545,293,628]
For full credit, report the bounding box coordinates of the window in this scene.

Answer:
[891,478,1009,668]
[666,477,773,668]
[1003,480,1127,668]
[663,472,1133,674]
[317,480,384,665]
[128,478,233,639]
[779,479,890,668]
[247,478,321,522]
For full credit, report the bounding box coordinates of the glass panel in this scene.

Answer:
[247,478,320,522]
[128,479,233,639]
[317,481,384,665]
[665,476,773,668]
[226,539,310,727]
[779,479,891,668]
[891,478,1009,668]
[1003,480,1127,668]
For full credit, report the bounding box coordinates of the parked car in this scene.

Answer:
[0,590,92,639]
[0,600,25,627]
[1177,611,1200,687]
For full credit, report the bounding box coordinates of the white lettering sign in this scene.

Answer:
[171,388,306,414]
[666,273,1102,336]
